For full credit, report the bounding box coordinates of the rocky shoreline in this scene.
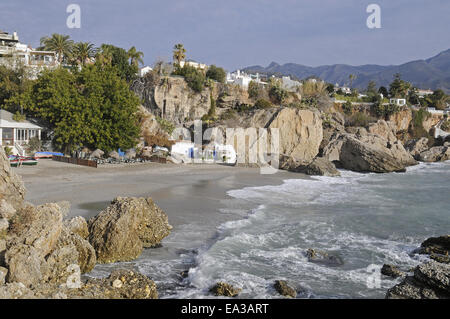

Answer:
[0,147,170,299]
[1,129,449,299]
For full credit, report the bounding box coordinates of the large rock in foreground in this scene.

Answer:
[0,147,25,212]
[324,131,417,173]
[386,261,450,299]
[88,197,172,263]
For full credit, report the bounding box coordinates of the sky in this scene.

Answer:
[1,0,449,71]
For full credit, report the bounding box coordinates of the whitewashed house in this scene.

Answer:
[0,30,58,79]
[139,66,153,77]
[0,110,42,155]
[226,70,266,89]
[179,60,207,70]
[390,98,407,106]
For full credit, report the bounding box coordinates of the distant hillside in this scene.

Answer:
[242,49,450,93]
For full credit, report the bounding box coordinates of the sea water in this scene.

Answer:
[93,161,450,299]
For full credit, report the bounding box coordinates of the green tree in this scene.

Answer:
[366,81,378,102]
[378,86,389,98]
[0,64,32,112]
[96,44,138,82]
[389,73,411,98]
[13,65,140,153]
[127,46,144,67]
[39,34,74,63]
[72,42,97,66]
[248,81,262,99]
[429,89,448,110]
[173,44,186,65]
[206,65,226,83]
[349,74,356,88]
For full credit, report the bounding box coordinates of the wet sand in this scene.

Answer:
[14,159,300,226]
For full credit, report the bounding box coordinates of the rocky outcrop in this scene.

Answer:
[4,203,97,287]
[404,137,429,159]
[388,107,412,132]
[210,282,242,297]
[274,280,297,298]
[367,120,397,143]
[133,76,211,124]
[323,132,417,173]
[386,235,450,299]
[305,248,344,267]
[88,197,172,263]
[0,269,158,299]
[270,108,323,167]
[418,146,450,162]
[386,261,450,299]
[290,157,340,177]
[0,148,25,211]
[64,216,89,239]
[381,264,406,278]
[420,235,450,254]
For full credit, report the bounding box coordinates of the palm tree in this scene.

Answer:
[39,34,74,63]
[173,43,186,65]
[348,74,356,88]
[127,46,144,67]
[96,44,114,66]
[72,42,97,66]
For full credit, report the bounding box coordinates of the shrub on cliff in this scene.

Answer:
[206,65,226,83]
[172,65,206,92]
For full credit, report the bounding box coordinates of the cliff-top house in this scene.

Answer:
[0,30,58,79]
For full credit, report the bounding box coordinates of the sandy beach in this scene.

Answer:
[14,159,298,225]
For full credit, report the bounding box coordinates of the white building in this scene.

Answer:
[139,66,153,77]
[226,70,266,89]
[0,110,42,156]
[179,60,207,70]
[0,30,58,78]
[417,89,434,98]
[334,85,352,95]
[390,98,407,106]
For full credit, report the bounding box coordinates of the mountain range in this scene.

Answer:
[241,49,450,93]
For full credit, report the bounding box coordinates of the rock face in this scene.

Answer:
[274,280,297,298]
[4,203,97,287]
[88,197,172,263]
[0,268,158,299]
[289,157,340,177]
[405,137,429,159]
[210,282,242,297]
[388,108,412,132]
[418,146,450,162]
[0,147,25,211]
[324,132,417,173]
[305,248,344,267]
[386,261,450,299]
[64,216,89,239]
[386,235,450,299]
[381,264,406,278]
[367,120,397,143]
[270,108,323,167]
[418,235,450,257]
